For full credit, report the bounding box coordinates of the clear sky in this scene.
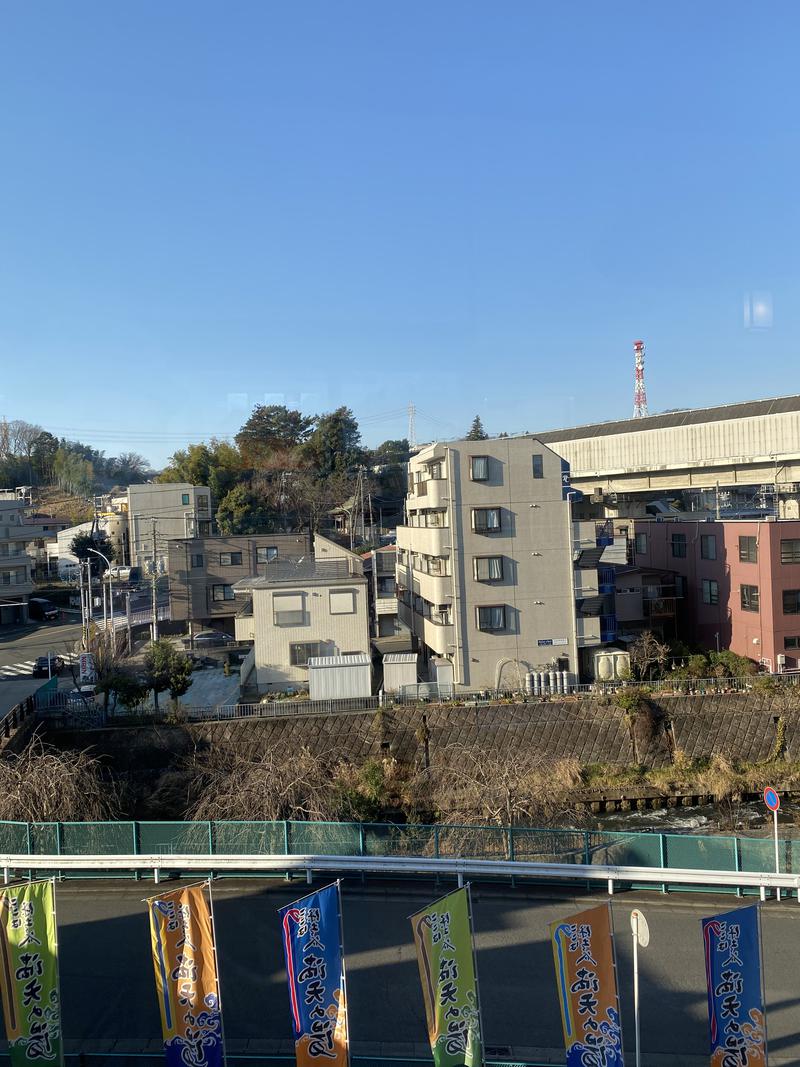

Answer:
[2,2,799,466]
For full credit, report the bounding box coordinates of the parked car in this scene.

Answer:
[32,655,65,677]
[28,597,60,621]
[184,630,236,648]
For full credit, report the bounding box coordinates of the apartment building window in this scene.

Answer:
[198,521,211,536]
[532,454,544,479]
[739,536,757,563]
[190,554,204,568]
[476,604,505,631]
[741,584,760,612]
[211,584,235,601]
[273,593,306,626]
[702,579,719,605]
[329,590,356,615]
[781,539,800,564]
[783,590,800,615]
[671,533,687,558]
[290,641,322,666]
[220,552,243,566]
[635,532,647,555]
[700,534,716,560]
[470,456,489,481]
[474,556,503,581]
[181,493,190,505]
[472,508,501,534]
[428,462,443,479]
[785,636,800,649]
[197,495,210,513]
[257,546,278,564]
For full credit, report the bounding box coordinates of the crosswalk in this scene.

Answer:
[0,652,80,680]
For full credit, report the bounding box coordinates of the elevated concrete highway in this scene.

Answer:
[534,394,800,496]
[35,878,800,1064]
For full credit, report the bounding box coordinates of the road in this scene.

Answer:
[28,878,800,1063]
[0,619,83,674]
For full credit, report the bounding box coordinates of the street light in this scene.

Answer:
[86,548,114,637]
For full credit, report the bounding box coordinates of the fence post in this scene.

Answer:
[358,823,366,857]
[659,834,667,894]
[132,822,140,881]
[434,826,440,859]
[208,821,215,856]
[735,835,743,898]
[583,831,591,865]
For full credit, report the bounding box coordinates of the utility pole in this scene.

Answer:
[150,518,159,642]
[77,561,87,650]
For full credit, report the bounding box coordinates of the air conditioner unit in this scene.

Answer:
[777,654,787,671]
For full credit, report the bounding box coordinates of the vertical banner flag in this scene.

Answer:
[550,903,624,1067]
[146,882,224,1067]
[702,905,766,1067]
[0,879,64,1066]
[409,886,483,1067]
[280,882,349,1067]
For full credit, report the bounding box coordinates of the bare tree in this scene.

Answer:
[186,745,344,822]
[628,630,670,681]
[404,743,581,857]
[0,738,119,822]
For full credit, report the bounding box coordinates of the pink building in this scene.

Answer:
[631,518,800,671]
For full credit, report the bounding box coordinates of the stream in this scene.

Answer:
[588,798,800,837]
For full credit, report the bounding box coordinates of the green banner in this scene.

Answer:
[0,880,64,1066]
[410,887,482,1067]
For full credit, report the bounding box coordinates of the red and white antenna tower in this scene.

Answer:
[632,340,648,418]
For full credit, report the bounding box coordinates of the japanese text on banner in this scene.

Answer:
[410,887,482,1067]
[0,879,64,1067]
[147,883,224,1067]
[279,883,349,1067]
[702,905,766,1067]
[550,903,624,1067]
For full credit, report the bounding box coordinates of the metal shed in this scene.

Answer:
[382,652,418,694]
[308,654,372,700]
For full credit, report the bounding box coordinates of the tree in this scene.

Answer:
[70,531,117,572]
[107,451,152,484]
[216,484,276,535]
[371,439,411,465]
[142,640,193,710]
[158,438,245,499]
[284,470,354,533]
[628,630,670,681]
[235,405,314,467]
[31,431,59,483]
[301,407,364,478]
[466,415,488,440]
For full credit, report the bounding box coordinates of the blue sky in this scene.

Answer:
[1,2,799,466]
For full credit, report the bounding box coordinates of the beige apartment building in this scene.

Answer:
[397,437,613,690]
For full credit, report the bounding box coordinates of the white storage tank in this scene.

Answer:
[383,652,418,694]
[592,650,631,682]
[308,654,372,700]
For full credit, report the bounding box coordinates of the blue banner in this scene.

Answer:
[702,905,766,1067]
[279,883,349,1067]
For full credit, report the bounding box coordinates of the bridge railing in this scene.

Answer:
[2,850,798,902]
[0,819,795,893]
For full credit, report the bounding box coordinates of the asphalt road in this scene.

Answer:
[0,619,83,672]
[27,878,800,1064]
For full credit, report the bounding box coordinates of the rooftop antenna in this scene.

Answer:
[408,401,417,449]
[633,340,649,418]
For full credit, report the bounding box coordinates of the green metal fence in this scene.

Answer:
[0,818,796,885]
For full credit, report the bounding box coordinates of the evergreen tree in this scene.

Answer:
[466,415,488,440]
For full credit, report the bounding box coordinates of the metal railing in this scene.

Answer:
[0,820,798,897]
[93,694,381,724]
[1,850,798,900]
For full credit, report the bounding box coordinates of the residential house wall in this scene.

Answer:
[168,532,310,631]
[235,559,370,691]
[0,501,51,625]
[631,518,800,671]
